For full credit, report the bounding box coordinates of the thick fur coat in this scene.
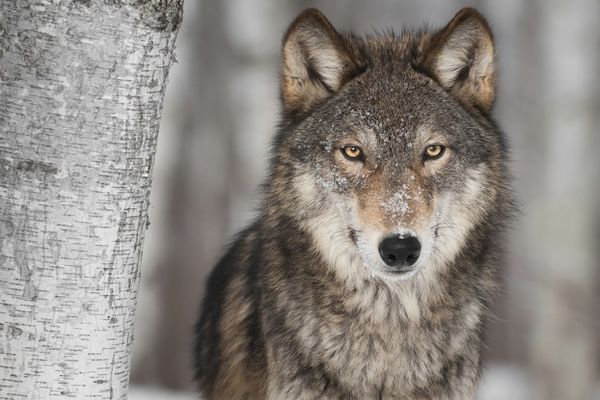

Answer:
[195,8,514,400]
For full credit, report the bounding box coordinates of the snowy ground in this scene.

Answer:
[477,364,531,400]
[128,364,527,400]
[129,363,598,399]
[129,385,196,400]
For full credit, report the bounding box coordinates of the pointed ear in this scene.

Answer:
[280,9,361,119]
[424,8,496,111]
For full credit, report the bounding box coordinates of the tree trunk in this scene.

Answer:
[0,1,182,399]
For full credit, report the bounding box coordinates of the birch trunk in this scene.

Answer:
[0,1,182,399]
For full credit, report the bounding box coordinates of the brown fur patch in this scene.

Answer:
[211,253,267,399]
[356,169,433,232]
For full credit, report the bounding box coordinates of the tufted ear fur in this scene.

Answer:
[280,9,361,119]
[424,8,496,112]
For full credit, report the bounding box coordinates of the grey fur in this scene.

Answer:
[195,8,514,400]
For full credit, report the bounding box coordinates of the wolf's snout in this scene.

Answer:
[378,235,421,269]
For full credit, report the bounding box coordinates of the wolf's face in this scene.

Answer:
[276,9,507,283]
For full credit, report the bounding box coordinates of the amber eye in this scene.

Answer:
[341,145,363,161]
[424,144,445,160]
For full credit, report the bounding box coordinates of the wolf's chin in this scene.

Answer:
[370,265,423,281]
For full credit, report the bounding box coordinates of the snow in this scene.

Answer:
[477,364,532,400]
[130,363,600,399]
[129,386,197,400]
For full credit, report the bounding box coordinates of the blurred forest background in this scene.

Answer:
[128,1,600,399]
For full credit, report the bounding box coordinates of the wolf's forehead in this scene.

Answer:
[342,69,439,115]
[318,66,447,143]
[335,95,433,143]
[349,113,420,143]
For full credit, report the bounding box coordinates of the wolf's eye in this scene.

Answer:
[424,144,445,160]
[341,145,363,161]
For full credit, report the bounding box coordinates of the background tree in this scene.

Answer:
[527,1,600,399]
[130,0,303,388]
[0,1,183,399]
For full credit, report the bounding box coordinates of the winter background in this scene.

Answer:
[128,1,600,399]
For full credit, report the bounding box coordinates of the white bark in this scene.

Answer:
[0,1,182,399]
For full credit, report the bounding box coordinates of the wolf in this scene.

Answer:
[194,7,513,400]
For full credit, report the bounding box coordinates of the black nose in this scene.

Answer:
[378,235,421,268]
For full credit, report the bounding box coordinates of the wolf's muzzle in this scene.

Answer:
[378,235,421,271]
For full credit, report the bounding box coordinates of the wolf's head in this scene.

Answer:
[270,8,511,284]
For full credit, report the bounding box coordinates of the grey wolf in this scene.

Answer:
[194,7,514,400]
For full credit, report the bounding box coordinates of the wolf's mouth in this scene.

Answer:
[385,265,417,275]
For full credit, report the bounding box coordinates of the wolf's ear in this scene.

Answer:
[280,9,360,118]
[424,8,496,112]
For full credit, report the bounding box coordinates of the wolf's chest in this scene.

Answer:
[308,290,482,398]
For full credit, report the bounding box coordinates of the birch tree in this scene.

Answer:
[0,1,183,399]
